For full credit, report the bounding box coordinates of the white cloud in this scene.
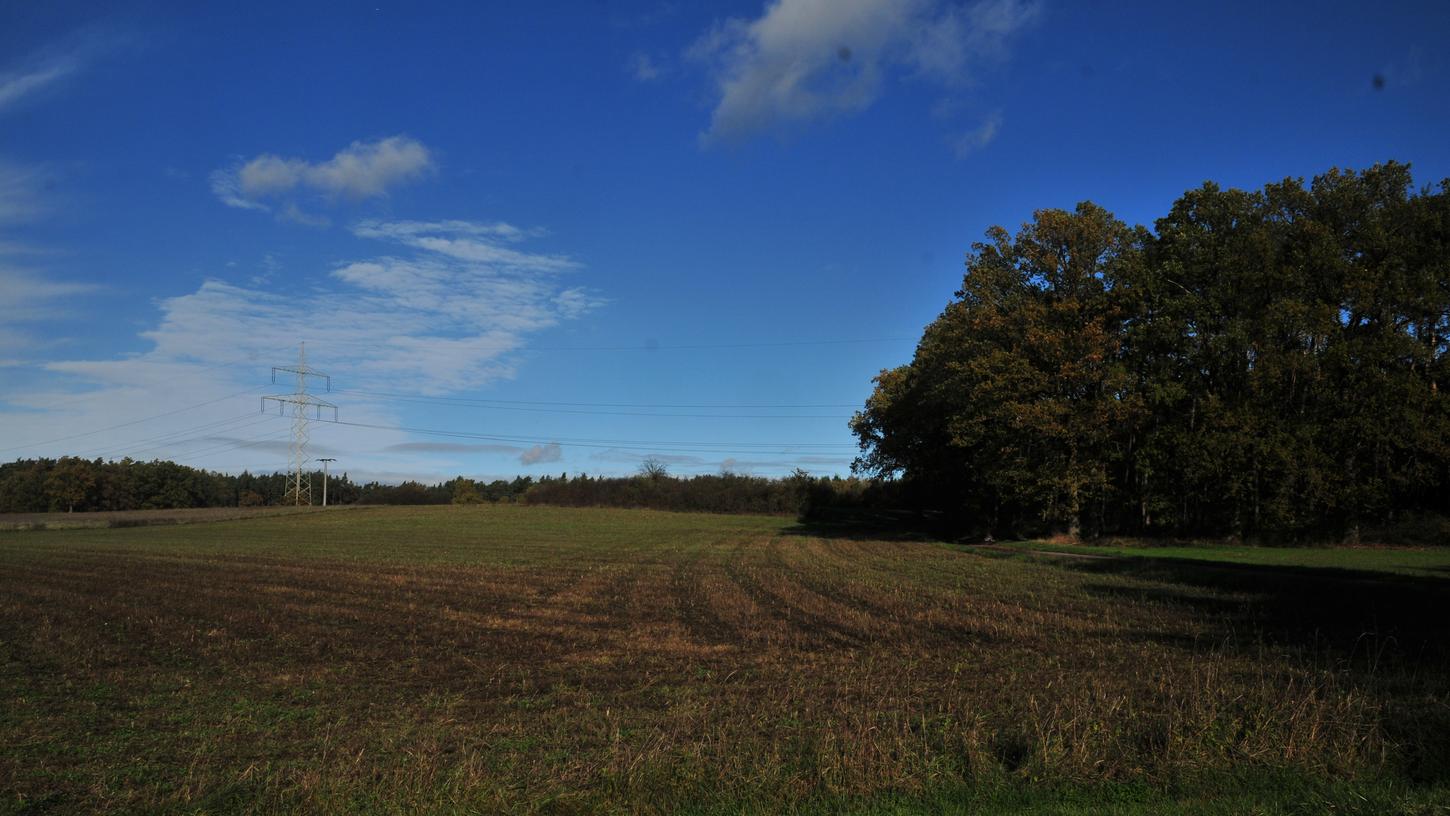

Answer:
[519,442,563,465]
[687,0,1039,145]
[0,215,606,476]
[353,220,577,272]
[212,136,436,214]
[109,218,604,394]
[952,110,1001,157]
[305,137,433,198]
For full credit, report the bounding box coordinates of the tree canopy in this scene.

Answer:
[852,163,1450,541]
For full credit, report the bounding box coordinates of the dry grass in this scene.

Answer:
[0,506,1446,814]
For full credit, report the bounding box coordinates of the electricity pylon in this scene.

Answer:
[261,343,337,506]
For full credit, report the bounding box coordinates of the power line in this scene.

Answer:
[317,417,859,458]
[351,422,856,450]
[69,413,273,459]
[96,415,287,462]
[520,337,913,352]
[0,386,270,455]
[335,390,853,419]
[305,335,911,355]
[169,430,296,465]
[333,388,860,410]
[3,345,298,414]
[225,460,295,474]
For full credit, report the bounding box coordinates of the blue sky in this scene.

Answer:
[2,0,1448,484]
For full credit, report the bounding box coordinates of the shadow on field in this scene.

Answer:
[1063,556,1450,781]
[1068,556,1450,655]
[784,509,952,542]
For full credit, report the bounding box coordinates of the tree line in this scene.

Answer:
[851,162,1450,543]
[0,457,542,513]
[0,456,890,521]
[521,468,898,517]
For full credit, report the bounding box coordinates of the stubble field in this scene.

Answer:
[1,505,1447,814]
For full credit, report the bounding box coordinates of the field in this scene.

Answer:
[2,506,1448,815]
[0,507,332,532]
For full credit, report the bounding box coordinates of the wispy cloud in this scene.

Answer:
[280,203,332,228]
[352,220,576,272]
[520,442,563,465]
[630,52,664,82]
[0,267,99,322]
[0,32,111,361]
[0,326,33,358]
[0,26,133,115]
[97,218,606,394]
[592,449,706,466]
[0,161,55,225]
[0,240,49,256]
[0,61,79,113]
[202,437,339,456]
[385,442,526,455]
[0,213,607,475]
[211,136,436,215]
[952,110,1001,157]
[687,0,1039,146]
[12,215,600,398]
[356,219,544,243]
[796,456,853,466]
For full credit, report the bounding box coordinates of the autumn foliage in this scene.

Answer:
[852,163,1450,541]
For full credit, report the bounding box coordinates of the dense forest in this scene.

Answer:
[852,162,1450,542]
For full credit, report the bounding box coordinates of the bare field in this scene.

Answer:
[1,506,1447,814]
[0,505,345,531]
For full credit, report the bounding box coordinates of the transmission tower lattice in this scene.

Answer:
[261,343,337,506]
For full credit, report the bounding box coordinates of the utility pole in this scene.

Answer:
[262,343,337,506]
[317,457,336,507]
